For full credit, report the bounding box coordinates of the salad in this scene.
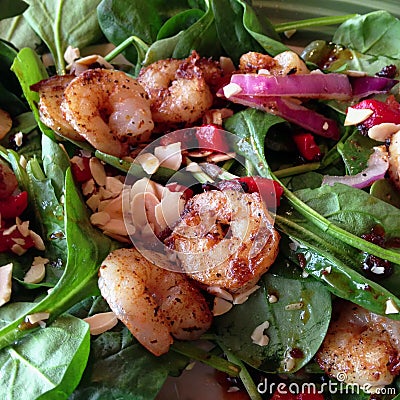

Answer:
[0,1,400,399]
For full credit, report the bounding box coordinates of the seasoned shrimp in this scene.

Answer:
[61,69,154,157]
[165,190,280,293]
[316,300,400,388]
[98,247,212,356]
[137,51,222,126]
[31,75,83,142]
[0,160,18,199]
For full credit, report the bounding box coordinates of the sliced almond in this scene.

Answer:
[105,176,124,195]
[0,263,13,307]
[102,219,128,236]
[89,157,107,186]
[90,211,111,226]
[25,312,50,325]
[250,320,270,346]
[135,153,160,174]
[159,191,185,228]
[385,298,399,314]
[14,132,23,147]
[368,123,400,142]
[207,286,234,302]
[99,186,116,200]
[212,297,233,316]
[86,193,101,212]
[11,244,27,255]
[206,152,236,163]
[222,83,242,98]
[154,142,182,171]
[344,107,374,126]
[16,219,30,237]
[233,285,260,305]
[82,178,96,196]
[130,177,158,202]
[24,259,47,284]
[83,311,118,335]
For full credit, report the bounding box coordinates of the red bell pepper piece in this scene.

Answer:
[236,176,284,208]
[292,133,322,161]
[195,124,230,153]
[352,97,400,129]
[70,156,92,183]
[0,191,28,219]
[0,226,35,253]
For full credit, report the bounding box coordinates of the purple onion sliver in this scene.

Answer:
[350,76,398,99]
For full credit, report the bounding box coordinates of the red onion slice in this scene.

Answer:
[350,76,398,99]
[230,73,352,100]
[227,94,340,139]
[322,146,389,189]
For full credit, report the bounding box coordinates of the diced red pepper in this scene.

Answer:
[0,226,35,253]
[159,129,197,149]
[195,124,230,153]
[292,133,322,161]
[70,156,92,183]
[0,191,28,219]
[236,176,284,208]
[352,97,400,129]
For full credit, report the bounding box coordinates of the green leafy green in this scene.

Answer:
[23,0,103,74]
[215,260,331,373]
[0,0,28,21]
[0,312,90,400]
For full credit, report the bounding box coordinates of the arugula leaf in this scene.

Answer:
[0,312,90,400]
[0,0,28,21]
[23,0,103,74]
[215,259,331,373]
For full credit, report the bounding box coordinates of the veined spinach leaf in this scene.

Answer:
[97,0,163,65]
[0,313,90,400]
[23,0,102,74]
[215,260,331,373]
[70,327,188,400]
[0,0,28,20]
[0,168,114,350]
[224,108,286,178]
[0,15,40,51]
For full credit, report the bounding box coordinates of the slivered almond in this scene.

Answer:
[0,263,13,307]
[11,244,27,255]
[233,285,260,305]
[206,152,236,163]
[84,312,118,335]
[344,107,374,126]
[130,178,158,201]
[223,83,242,98]
[82,178,96,196]
[24,257,47,284]
[25,312,50,326]
[89,157,107,186]
[101,195,123,219]
[251,320,270,346]
[99,186,116,200]
[207,286,234,302]
[159,191,185,228]
[86,194,101,211]
[16,218,30,237]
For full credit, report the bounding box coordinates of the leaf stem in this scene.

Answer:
[218,342,262,400]
[273,162,320,178]
[171,341,241,377]
[54,0,66,74]
[104,36,148,62]
[274,14,357,33]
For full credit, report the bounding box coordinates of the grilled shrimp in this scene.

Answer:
[98,247,212,356]
[61,69,154,157]
[0,160,18,199]
[165,190,280,293]
[32,75,83,142]
[137,51,222,126]
[316,300,400,388]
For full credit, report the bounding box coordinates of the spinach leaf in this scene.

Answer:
[295,183,400,239]
[338,130,377,175]
[0,0,28,20]
[70,327,188,400]
[172,1,223,59]
[332,11,400,73]
[156,8,204,40]
[0,15,41,51]
[0,313,90,400]
[0,168,114,350]
[23,0,103,74]
[97,0,163,64]
[370,179,400,208]
[276,213,400,319]
[224,108,286,178]
[215,259,331,373]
